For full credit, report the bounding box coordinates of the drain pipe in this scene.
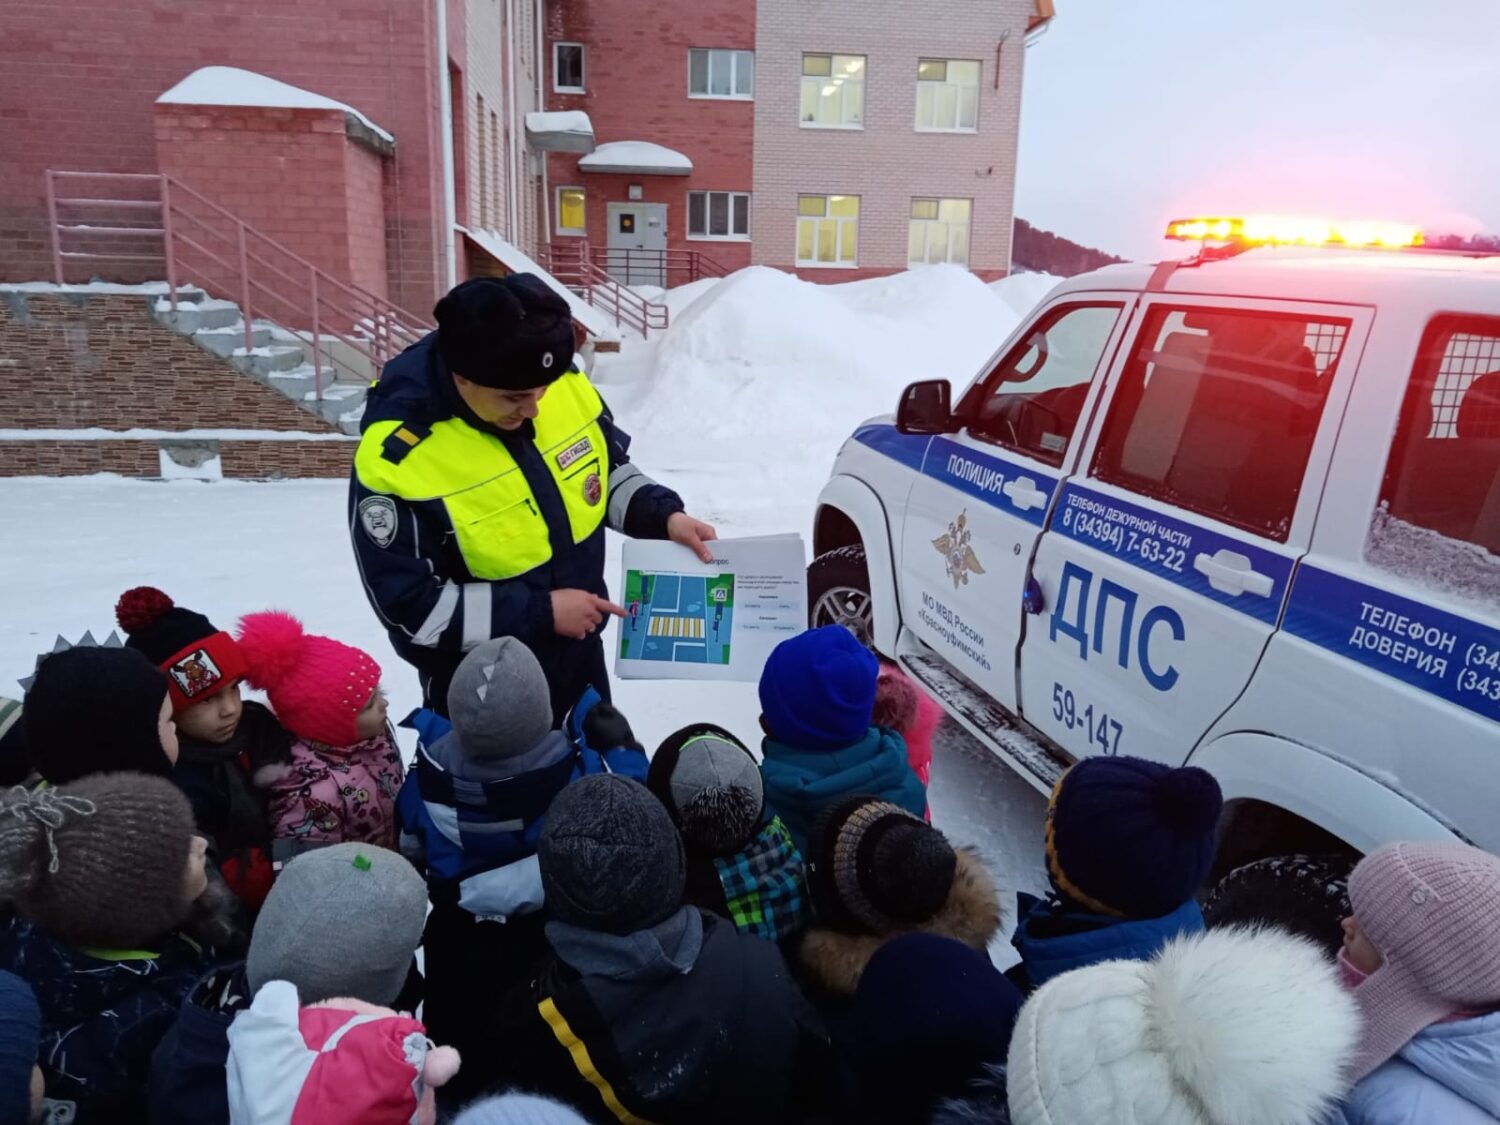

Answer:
[506,0,522,240]
[436,0,458,287]
[536,0,550,247]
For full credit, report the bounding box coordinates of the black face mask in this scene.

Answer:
[24,647,173,785]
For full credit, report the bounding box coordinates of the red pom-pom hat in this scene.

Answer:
[115,586,248,713]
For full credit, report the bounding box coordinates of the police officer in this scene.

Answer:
[350,274,716,720]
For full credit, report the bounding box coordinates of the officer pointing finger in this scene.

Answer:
[350,274,716,721]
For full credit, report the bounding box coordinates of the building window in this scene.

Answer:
[800,54,865,128]
[690,49,754,99]
[796,194,859,267]
[688,191,750,240]
[909,199,972,266]
[916,59,980,132]
[554,42,585,93]
[556,186,586,235]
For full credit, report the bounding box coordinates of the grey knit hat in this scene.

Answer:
[647,724,764,854]
[247,843,426,1006]
[0,772,198,948]
[539,775,686,935]
[453,1094,589,1125]
[447,638,555,760]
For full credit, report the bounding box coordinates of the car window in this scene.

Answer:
[1369,314,1500,608]
[1090,305,1350,541]
[962,303,1123,467]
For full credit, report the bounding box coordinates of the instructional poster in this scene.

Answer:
[615,534,807,681]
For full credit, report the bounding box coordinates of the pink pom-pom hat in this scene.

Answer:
[236,610,381,748]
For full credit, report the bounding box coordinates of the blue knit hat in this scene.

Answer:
[1046,755,1223,919]
[844,933,1023,1119]
[759,626,879,750]
[0,971,40,1125]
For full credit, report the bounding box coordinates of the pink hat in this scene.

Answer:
[236,610,381,748]
[1346,840,1500,1081]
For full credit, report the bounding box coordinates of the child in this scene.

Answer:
[872,656,941,807]
[1006,927,1359,1125]
[800,796,1001,997]
[646,722,810,945]
[22,644,178,784]
[0,696,23,788]
[235,610,403,852]
[226,981,459,1125]
[487,774,835,1124]
[116,586,286,910]
[836,932,1023,1124]
[149,843,429,1125]
[0,773,222,1123]
[1010,755,1222,991]
[758,626,927,853]
[1331,840,1500,1125]
[397,637,647,1097]
[0,971,43,1125]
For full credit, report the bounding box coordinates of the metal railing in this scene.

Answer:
[46,170,432,398]
[588,245,730,288]
[543,241,670,337]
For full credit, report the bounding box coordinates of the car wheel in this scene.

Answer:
[808,545,873,645]
[1202,852,1355,956]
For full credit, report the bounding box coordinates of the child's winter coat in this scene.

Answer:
[1331,1010,1500,1125]
[872,660,940,791]
[0,916,210,1123]
[1009,892,1205,991]
[685,815,809,946]
[260,733,404,851]
[760,727,928,855]
[148,962,250,1125]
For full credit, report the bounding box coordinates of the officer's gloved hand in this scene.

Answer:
[583,702,644,753]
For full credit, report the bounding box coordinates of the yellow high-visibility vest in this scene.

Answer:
[355,370,611,581]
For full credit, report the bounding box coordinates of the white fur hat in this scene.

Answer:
[1007,927,1360,1125]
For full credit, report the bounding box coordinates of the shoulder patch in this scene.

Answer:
[358,495,399,548]
[381,422,431,465]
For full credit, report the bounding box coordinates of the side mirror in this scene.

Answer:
[896,379,955,435]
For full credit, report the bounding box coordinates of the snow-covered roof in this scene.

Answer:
[578,141,693,176]
[457,227,620,344]
[525,111,596,153]
[157,66,394,144]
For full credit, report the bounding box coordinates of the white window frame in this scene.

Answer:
[915,58,980,133]
[796,194,860,269]
[689,49,754,100]
[553,42,585,93]
[555,185,586,236]
[687,190,752,241]
[799,53,866,130]
[908,198,973,266]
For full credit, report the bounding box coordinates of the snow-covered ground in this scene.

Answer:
[0,265,1058,936]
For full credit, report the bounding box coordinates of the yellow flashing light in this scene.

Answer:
[1165,215,1424,249]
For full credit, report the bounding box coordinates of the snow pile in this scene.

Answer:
[990,271,1061,318]
[1365,507,1500,612]
[579,141,692,175]
[524,110,593,136]
[158,67,393,143]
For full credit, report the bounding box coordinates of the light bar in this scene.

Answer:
[1165,216,1424,249]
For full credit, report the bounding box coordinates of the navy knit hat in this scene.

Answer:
[1046,755,1223,919]
[0,971,39,1125]
[808,796,957,934]
[759,626,879,750]
[845,933,1023,1120]
[434,275,575,391]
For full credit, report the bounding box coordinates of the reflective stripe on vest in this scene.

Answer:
[355,370,610,581]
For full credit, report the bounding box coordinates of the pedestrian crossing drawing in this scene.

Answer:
[647,615,706,639]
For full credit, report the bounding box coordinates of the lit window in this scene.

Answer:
[915,59,979,132]
[796,194,859,267]
[556,186,586,235]
[554,43,585,93]
[688,191,751,239]
[690,49,754,99]
[800,54,865,128]
[908,198,972,266]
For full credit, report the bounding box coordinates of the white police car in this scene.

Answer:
[809,217,1500,927]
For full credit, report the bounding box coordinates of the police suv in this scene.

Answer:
[808,217,1500,918]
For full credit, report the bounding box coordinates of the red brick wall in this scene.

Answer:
[0,0,440,312]
[545,0,755,273]
[0,440,352,479]
[345,143,392,300]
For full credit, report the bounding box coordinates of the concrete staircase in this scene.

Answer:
[152,287,387,434]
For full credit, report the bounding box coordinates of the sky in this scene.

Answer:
[1014,0,1500,261]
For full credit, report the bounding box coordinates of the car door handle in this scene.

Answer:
[1193,549,1276,598]
[1003,476,1050,511]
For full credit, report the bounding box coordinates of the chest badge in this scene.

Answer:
[584,471,603,506]
[556,436,595,471]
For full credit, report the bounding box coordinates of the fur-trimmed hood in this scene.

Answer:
[1007,926,1360,1125]
[798,848,1000,995]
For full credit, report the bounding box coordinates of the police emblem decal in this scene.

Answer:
[932,510,986,588]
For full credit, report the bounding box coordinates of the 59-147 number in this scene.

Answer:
[1051,682,1123,755]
